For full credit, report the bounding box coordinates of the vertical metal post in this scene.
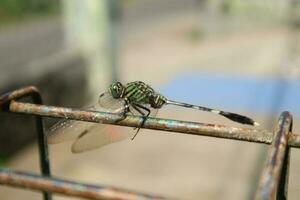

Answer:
[255,112,293,200]
[61,0,114,99]
[276,145,290,200]
[107,0,121,83]
[31,93,52,200]
[0,87,51,200]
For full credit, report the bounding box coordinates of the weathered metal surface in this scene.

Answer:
[9,101,275,145]
[255,112,293,200]
[0,86,51,200]
[288,133,300,148]
[0,167,168,200]
[0,86,40,110]
[4,87,300,149]
[1,86,300,199]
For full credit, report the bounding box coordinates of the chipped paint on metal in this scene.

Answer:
[0,167,167,200]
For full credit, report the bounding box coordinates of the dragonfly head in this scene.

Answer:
[109,82,125,99]
[149,93,167,108]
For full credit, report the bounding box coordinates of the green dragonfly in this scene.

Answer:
[48,81,259,153]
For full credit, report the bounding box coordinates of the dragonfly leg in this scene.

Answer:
[115,99,131,122]
[134,104,151,126]
[127,106,140,130]
[130,104,145,139]
[131,103,151,140]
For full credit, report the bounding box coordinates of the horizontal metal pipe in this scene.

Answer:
[0,167,167,200]
[255,112,293,200]
[9,101,299,147]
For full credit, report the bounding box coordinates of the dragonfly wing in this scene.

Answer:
[71,124,133,153]
[47,119,96,144]
[98,91,126,113]
[71,104,158,153]
[99,91,159,117]
[48,92,158,151]
[47,97,125,144]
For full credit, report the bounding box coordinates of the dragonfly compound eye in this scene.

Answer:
[109,82,124,98]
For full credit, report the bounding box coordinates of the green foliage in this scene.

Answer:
[0,0,60,24]
[0,156,8,166]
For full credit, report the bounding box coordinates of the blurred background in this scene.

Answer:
[0,0,300,199]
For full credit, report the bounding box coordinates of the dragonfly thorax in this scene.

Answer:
[109,81,167,108]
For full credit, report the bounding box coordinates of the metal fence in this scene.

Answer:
[0,86,298,200]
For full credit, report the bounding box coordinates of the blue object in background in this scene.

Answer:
[160,73,300,117]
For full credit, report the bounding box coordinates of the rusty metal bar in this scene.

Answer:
[0,86,51,200]
[0,167,168,200]
[255,112,293,200]
[7,101,300,148]
[1,86,299,199]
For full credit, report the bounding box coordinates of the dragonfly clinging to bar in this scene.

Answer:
[47,81,259,153]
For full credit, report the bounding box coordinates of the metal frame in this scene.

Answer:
[0,86,298,200]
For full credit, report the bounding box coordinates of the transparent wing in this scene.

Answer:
[48,89,159,152]
[98,91,125,112]
[47,92,125,144]
[70,104,158,153]
[71,124,133,153]
[98,91,159,117]
[69,104,158,153]
[47,119,94,144]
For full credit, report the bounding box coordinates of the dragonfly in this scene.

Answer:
[47,81,259,153]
